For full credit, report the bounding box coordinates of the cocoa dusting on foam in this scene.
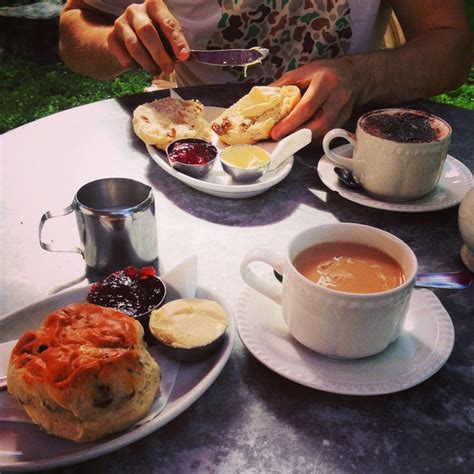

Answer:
[361,111,443,143]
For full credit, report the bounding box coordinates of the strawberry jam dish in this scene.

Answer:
[87,266,166,322]
[166,138,218,178]
[168,140,217,165]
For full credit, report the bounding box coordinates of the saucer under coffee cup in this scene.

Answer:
[322,108,452,201]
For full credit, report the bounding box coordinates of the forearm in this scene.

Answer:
[59,1,126,80]
[349,26,471,108]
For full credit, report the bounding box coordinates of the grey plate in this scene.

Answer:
[0,285,235,471]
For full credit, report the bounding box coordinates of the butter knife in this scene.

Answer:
[187,47,269,67]
[158,26,268,67]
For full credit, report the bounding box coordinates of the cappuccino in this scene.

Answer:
[322,108,452,200]
[360,110,450,143]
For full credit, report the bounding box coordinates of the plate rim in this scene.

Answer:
[146,106,294,199]
[0,284,236,471]
[317,144,473,212]
[235,278,455,396]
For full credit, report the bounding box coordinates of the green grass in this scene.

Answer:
[432,68,474,110]
[0,55,151,133]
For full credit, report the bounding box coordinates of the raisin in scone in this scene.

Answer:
[211,86,301,145]
[7,303,160,443]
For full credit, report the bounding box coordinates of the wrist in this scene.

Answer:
[338,55,365,107]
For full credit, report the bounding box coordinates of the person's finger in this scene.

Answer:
[129,10,175,74]
[301,93,353,141]
[271,79,329,140]
[108,28,139,71]
[115,18,162,75]
[270,70,299,88]
[146,0,190,62]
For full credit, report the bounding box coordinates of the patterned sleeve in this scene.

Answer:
[84,0,140,16]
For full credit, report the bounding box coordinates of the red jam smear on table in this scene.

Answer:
[168,141,217,165]
[87,266,164,318]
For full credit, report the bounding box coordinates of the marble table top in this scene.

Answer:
[1,83,473,473]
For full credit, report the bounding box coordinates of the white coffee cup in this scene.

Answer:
[240,223,417,359]
[322,108,451,201]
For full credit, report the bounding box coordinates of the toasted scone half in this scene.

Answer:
[211,86,301,145]
[133,97,212,150]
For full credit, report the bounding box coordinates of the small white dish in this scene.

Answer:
[0,283,235,471]
[236,273,455,396]
[317,144,473,212]
[147,107,294,199]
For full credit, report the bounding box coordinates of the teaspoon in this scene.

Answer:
[334,167,361,189]
[274,270,472,289]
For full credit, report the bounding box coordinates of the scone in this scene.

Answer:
[133,97,212,150]
[211,86,301,145]
[7,303,160,443]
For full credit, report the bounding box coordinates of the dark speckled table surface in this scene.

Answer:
[1,84,473,473]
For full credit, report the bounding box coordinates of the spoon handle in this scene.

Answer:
[415,271,472,289]
[268,128,312,171]
[273,270,472,290]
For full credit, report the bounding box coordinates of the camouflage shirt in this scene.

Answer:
[84,0,391,85]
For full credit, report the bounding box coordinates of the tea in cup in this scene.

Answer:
[240,224,417,359]
[322,108,452,201]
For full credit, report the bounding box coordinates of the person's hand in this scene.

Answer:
[270,58,359,142]
[107,0,190,76]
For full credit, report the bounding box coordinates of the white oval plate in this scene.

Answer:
[318,144,473,212]
[147,107,294,199]
[0,285,235,471]
[236,274,454,396]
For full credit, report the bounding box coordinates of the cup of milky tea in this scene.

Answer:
[322,108,452,201]
[240,223,417,359]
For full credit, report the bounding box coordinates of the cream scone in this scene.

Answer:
[7,303,160,443]
[211,85,301,145]
[133,97,212,150]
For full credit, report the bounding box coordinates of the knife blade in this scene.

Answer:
[157,25,268,67]
[188,47,269,67]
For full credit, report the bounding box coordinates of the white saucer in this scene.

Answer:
[236,275,455,395]
[147,106,294,199]
[317,144,473,212]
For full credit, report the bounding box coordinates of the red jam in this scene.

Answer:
[168,141,217,165]
[87,266,165,318]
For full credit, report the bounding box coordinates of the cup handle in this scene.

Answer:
[240,249,285,305]
[322,128,357,171]
[38,205,84,256]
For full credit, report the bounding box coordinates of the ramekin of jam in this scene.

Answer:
[166,138,218,178]
[87,266,166,328]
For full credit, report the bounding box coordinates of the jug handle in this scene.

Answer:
[38,205,84,256]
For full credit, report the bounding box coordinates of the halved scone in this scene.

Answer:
[133,97,212,150]
[211,86,301,145]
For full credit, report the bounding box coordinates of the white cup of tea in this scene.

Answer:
[322,108,452,201]
[240,224,418,359]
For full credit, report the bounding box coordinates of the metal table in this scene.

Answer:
[1,84,473,473]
